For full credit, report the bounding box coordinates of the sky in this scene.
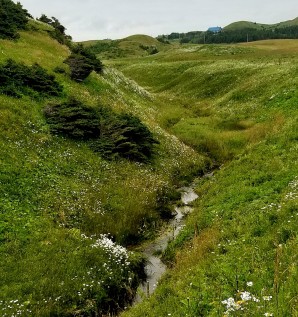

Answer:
[17,0,298,41]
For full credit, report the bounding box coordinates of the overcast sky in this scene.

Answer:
[17,0,298,41]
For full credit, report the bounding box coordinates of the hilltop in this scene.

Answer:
[81,34,169,59]
[224,16,298,31]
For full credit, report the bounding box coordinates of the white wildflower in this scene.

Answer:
[240,291,251,301]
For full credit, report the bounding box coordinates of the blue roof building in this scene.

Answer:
[207,26,222,33]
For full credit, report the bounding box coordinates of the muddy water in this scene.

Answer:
[135,185,199,302]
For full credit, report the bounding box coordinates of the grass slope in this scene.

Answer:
[224,16,298,31]
[81,34,169,59]
[115,41,298,316]
[0,21,206,315]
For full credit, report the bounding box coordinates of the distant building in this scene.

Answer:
[207,26,222,33]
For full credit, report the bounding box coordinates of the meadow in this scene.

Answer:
[116,41,298,316]
[0,18,297,316]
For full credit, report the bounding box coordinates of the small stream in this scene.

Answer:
[134,185,199,302]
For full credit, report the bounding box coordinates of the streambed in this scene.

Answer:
[135,185,199,302]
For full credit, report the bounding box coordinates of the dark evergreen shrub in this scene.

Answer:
[111,113,159,161]
[0,0,29,39]
[44,98,100,139]
[64,54,94,82]
[45,98,158,162]
[0,59,63,98]
[64,44,103,82]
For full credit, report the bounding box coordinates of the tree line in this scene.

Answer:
[158,25,298,44]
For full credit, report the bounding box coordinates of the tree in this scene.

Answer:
[37,14,72,45]
[0,0,29,39]
[37,14,52,25]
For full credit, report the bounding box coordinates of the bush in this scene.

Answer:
[0,0,29,39]
[44,98,100,139]
[64,44,103,82]
[44,98,158,162]
[0,59,63,98]
[91,111,159,162]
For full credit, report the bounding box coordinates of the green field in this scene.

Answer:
[0,17,297,317]
[115,40,298,316]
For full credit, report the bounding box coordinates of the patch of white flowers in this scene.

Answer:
[90,234,130,266]
[221,287,272,316]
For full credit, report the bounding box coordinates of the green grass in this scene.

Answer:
[1,18,298,316]
[81,34,170,59]
[224,16,298,31]
[0,21,206,315]
[117,40,298,316]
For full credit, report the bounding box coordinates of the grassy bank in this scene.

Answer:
[117,41,298,316]
[0,22,206,315]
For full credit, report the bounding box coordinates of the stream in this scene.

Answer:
[134,185,199,302]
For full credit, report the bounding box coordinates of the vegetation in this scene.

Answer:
[0,17,204,316]
[64,44,103,81]
[0,0,29,39]
[0,59,63,98]
[118,40,298,317]
[1,2,297,316]
[160,17,298,44]
[37,14,72,45]
[44,97,158,161]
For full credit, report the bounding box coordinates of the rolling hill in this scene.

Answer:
[224,16,298,31]
[81,34,170,59]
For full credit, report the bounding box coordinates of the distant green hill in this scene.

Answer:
[224,16,298,31]
[81,34,169,59]
[223,21,269,31]
[162,17,298,44]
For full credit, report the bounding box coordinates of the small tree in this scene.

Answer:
[37,14,72,45]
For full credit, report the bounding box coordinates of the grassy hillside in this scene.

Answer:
[223,21,269,31]
[0,21,207,316]
[115,40,298,316]
[81,34,169,59]
[224,17,298,31]
[1,11,298,317]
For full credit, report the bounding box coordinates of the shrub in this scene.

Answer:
[44,98,158,162]
[44,98,100,139]
[94,112,159,161]
[0,59,63,98]
[0,0,29,39]
[64,44,103,82]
